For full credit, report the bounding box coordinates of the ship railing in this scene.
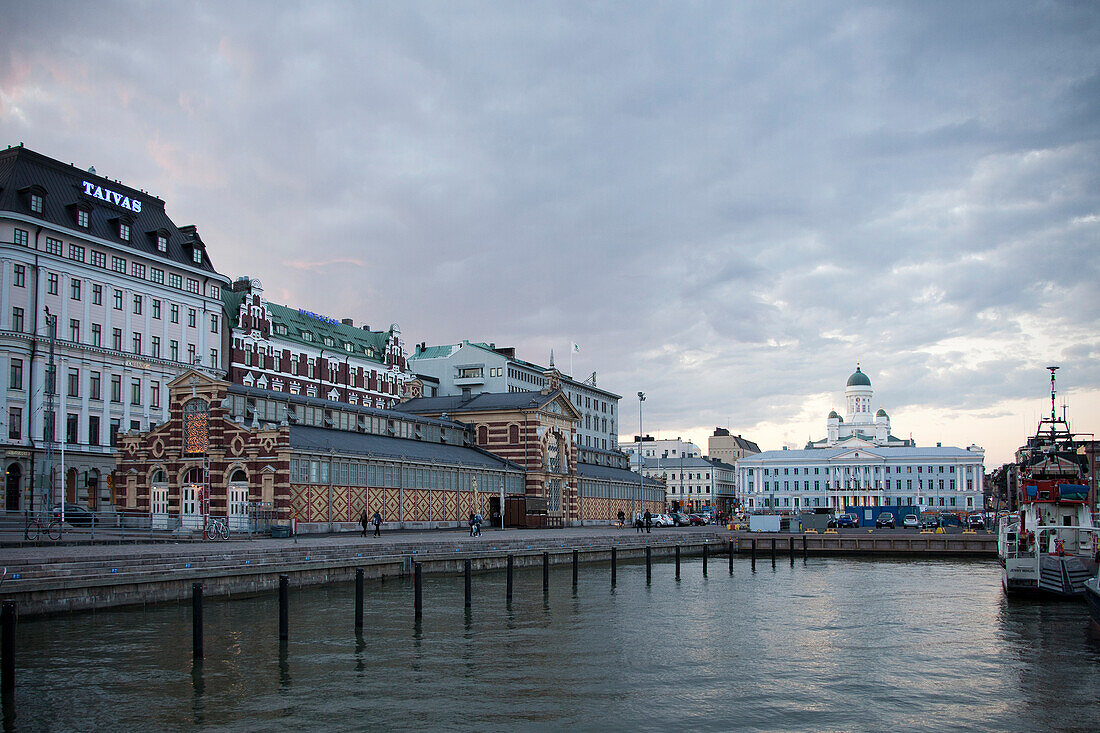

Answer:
[1028,526,1100,578]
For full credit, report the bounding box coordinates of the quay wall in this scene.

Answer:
[3,532,997,617]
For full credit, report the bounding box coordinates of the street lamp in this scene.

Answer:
[637,392,645,520]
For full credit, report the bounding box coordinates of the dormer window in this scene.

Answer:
[323,337,334,346]
[116,218,132,241]
[158,235,168,252]
[78,210,89,227]
[20,185,47,216]
[301,331,313,342]
[344,343,353,352]
[30,194,43,214]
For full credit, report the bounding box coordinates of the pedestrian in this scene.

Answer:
[371,510,382,537]
[617,509,625,529]
[360,509,369,537]
[635,513,643,533]
[469,512,476,537]
[644,510,652,534]
[473,513,483,537]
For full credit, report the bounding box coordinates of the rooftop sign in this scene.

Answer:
[82,181,142,213]
[299,309,340,326]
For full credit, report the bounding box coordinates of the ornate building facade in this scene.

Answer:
[221,276,412,410]
[0,144,228,515]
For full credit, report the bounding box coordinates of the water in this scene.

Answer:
[8,557,1100,732]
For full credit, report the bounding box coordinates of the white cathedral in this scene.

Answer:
[736,365,985,515]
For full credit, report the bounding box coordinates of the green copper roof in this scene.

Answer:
[828,410,840,419]
[876,408,888,417]
[847,366,871,387]
[222,289,394,363]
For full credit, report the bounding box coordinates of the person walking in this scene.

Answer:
[473,513,483,537]
[371,510,382,537]
[644,510,652,534]
[617,509,625,529]
[469,512,477,537]
[360,509,369,537]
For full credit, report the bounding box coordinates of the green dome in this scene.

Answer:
[876,408,888,417]
[828,410,840,419]
[846,366,871,387]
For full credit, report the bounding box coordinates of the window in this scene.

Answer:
[170,340,179,361]
[152,299,161,319]
[170,304,179,323]
[110,418,120,446]
[210,284,220,299]
[133,294,142,314]
[8,407,21,440]
[209,349,218,367]
[29,194,43,214]
[65,414,78,443]
[110,374,121,403]
[132,333,142,354]
[157,234,168,252]
[131,262,145,279]
[187,344,196,364]
[77,209,90,228]
[150,268,164,284]
[168,273,182,289]
[119,222,130,241]
[10,359,23,390]
[150,381,160,409]
[91,324,101,347]
[11,307,23,333]
[88,416,99,446]
[12,265,24,287]
[192,248,202,264]
[210,314,218,333]
[70,279,81,300]
[91,251,106,268]
[112,328,122,351]
[90,372,101,400]
[112,256,126,274]
[67,369,79,397]
[151,336,160,358]
[187,309,196,328]
[47,273,58,294]
[113,289,123,309]
[68,244,85,262]
[130,378,141,405]
[69,319,79,342]
[186,278,199,294]
[45,237,62,256]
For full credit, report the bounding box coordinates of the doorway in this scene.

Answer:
[5,463,21,511]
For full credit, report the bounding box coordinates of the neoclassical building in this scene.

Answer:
[736,365,985,514]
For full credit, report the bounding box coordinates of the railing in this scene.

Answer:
[1,509,271,544]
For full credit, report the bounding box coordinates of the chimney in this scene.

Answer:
[461,387,472,400]
[361,324,370,331]
[341,318,353,326]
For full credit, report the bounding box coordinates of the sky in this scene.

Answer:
[2,1,1097,467]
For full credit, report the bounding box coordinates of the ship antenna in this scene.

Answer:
[1047,366,1058,422]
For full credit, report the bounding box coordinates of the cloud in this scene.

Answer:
[1,0,1098,466]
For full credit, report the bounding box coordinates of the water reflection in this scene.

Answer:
[8,558,1100,731]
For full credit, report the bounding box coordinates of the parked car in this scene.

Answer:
[688,514,708,526]
[901,514,919,529]
[827,513,859,529]
[920,514,941,529]
[652,513,675,527]
[966,514,985,529]
[875,512,896,529]
[49,503,96,527]
[670,512,691,527]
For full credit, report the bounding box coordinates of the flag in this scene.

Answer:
[572,342,580,352]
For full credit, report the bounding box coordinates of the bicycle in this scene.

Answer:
[204,517,230,541]
[25,516,62,541]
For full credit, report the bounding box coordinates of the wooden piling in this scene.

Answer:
[414,562,423,617]
[279,574,289,641]
[506,555,514,601]
[192,583,203,659]
[2,601,15,694]
[464,559,472,608]
[355,568,364,630]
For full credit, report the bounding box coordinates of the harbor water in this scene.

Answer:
[8,556,1100,732]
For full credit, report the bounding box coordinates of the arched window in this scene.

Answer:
[184,467,204,484]
[229,469,247,483]
[151,469,167,483]
[477,425,488,444]
[508,424,519,444]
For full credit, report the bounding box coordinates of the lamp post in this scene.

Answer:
[637,392,645,520]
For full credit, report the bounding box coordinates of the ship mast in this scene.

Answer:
[1047,365,1058,423]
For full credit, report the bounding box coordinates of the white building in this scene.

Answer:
[408,340,620,460]
[736,365,985,514]
[643,455,735,512]
[622,436,702,472]
[1,144,228,513]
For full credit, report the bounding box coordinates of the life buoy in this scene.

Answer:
[1053,538,1065,556]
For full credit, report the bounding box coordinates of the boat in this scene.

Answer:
[998,367,1097,597]
[1086,572,1100,629]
